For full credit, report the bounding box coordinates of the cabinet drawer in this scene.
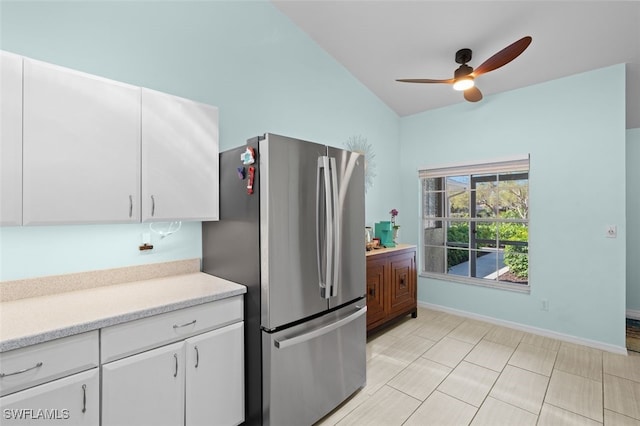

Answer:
[0,331,99,397]
[101,296,243,363]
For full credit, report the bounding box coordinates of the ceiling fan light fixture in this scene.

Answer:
[396,36,531,103]
[453,77,474,91]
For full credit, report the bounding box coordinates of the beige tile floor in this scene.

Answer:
[316,307,640,426]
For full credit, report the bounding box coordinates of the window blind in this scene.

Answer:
[419,155,529,179]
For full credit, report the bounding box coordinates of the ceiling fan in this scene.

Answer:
[396,36,532,102]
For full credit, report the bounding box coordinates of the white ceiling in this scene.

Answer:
[272,1,640,129]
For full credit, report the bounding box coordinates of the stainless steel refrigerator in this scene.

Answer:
[202,133,367,425]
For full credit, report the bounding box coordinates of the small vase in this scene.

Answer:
[393,227,400,245]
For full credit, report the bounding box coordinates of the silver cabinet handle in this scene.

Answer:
[173,353,178,378]
[194,345,199,369]
[82,384,87,413]
[0,362,43,378]
[151,195,156,217]
[173,320,196,329]
[129,195,133,218]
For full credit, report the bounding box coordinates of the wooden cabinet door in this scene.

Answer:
[388,252,417,315]
[0,51,23,225]
[141,88,219,222]
[102,341,185,426]
[0,368,99,426]
[366,257,386,329]
[22,58,140,225]
[185,322,244,426]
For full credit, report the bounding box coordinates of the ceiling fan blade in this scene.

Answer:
[396,78,455,84]
[473,36,532,76]
[464,86,483,102]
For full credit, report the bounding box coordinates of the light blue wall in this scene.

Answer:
[627,128,640,316]
[0,1,400,280]
[0,1,630,349]
[0,222,202,279]
[400,65,627,348]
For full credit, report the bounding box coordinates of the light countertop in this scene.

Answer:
[0,272,246,353]
[366,243,416,257]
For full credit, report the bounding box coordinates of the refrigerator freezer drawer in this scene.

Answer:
[262,303,366,426]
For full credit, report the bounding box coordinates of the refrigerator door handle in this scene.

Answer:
[317,156,334,299]
[273,306,367,349]
[328,157,340,297]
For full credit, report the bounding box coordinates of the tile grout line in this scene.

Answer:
[432,315,554,424]
[375,322,442,425]
[601,351,605,424]
[433,321,491,424]
[534,341,559,425]
[332,310,640,426]
[403,317,481,424]
[537,344,608,424]
[466,335,523,424]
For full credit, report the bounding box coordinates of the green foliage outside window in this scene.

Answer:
[503,226,529,278]
[446,220,529,279]
[446,223,469,268]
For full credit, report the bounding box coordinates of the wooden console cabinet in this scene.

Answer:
[365,244,417,333]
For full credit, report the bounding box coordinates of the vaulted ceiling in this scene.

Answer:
[272,1,640,128]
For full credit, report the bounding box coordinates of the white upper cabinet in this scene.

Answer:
[2,52,219,226]
[141,88,219,222]
[0,51,23,226]
[22,58,141,225]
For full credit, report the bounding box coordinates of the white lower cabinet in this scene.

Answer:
[0,299,244,426]
[185,322,244,426]
[0,368,99,426]
[0,331,99,426]
[101,303,244,426]
[102,341,185,426]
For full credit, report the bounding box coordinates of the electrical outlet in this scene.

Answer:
[605,225,617,238]
[541,299,549,311]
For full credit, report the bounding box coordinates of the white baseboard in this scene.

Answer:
[627,309,640,320]
[418,301,628,355]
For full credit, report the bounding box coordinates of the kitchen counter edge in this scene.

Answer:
[366,243,416,257]
[0,273,246,353]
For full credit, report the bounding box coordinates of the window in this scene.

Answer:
[420,156,529,290]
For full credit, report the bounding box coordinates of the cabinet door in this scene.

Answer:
[388,252,417,315]
[365,257,386,329]
[185,322,244,426]
[0,51,23,226]
[0,368,99,426]
[22,59,140,225]
[141,88,219,222]
[102,341,184,426]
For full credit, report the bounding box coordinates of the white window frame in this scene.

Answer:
[419,155,530,293]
